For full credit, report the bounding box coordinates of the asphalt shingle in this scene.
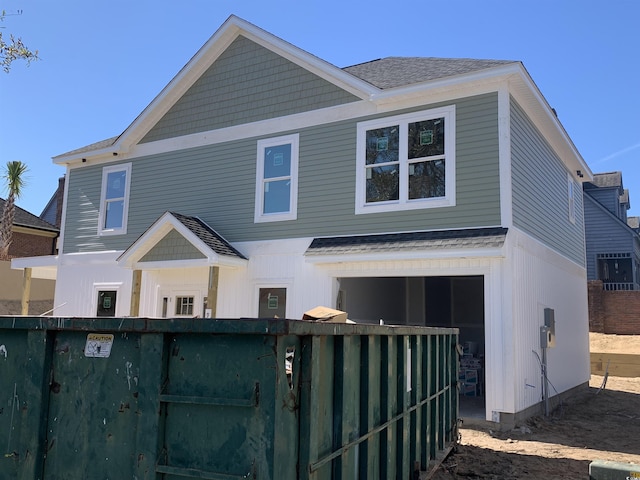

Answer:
[0,198,58,232]
[343,57,515,89]
[170,212,247,260]
[305,227,508,256]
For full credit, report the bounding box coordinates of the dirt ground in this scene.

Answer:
[431,333,640,479]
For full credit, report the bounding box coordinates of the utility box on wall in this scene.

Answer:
[540,307,556,348]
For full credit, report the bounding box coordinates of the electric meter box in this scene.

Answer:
[540,308,556,348]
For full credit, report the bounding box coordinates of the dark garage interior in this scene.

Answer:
[338,275,486,417]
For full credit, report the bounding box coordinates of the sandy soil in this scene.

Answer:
[431,334,640,479]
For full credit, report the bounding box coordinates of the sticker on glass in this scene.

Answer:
[420,130,434,145]
[268,294,279,309]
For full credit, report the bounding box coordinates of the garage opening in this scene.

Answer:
[337,275,485,418]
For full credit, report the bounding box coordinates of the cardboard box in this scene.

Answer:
[302,306,351,323]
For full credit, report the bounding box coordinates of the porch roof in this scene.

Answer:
[305,227,508,258]
[117,211,247,269]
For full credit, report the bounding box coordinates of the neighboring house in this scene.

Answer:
[40,176,66,233]
[13,16,593,424]
[0,197,58,258]
[0,198,58,315]
[583,171,640,290]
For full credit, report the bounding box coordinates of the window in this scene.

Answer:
[255,134,299,223]
[175,296,195,316]
[258,287,287,318]
[355,106,455,214]
[567,173,576,224]
[96,290,117,317]
[99,163,131,235]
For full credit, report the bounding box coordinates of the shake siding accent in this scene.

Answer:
[141,36,359,143]
[511,99,586,266]
[139,229,206,262]
[63,94,501,253]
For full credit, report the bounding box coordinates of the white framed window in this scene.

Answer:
[92,282,122,317]
[567,173,576,224]
[175,296,195,316]
[355,106,456,214]
[98,163,132,235]
[254,134,299,223]
[257,286,288,318]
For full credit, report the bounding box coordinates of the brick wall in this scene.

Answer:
[588,280,640,334]
[9,231,56,257]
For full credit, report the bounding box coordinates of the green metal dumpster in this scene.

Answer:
[0,317,458,479]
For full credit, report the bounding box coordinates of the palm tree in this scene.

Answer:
[0,160,28,259]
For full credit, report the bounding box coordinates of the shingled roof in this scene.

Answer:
[590,171,623,189]
[343,57,515,89]
[0,198,58,233]
[169,212,247,260]
[56,52,516,160]
[306,227,508,257]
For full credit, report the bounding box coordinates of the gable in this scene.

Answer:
[140,35,360,143]
[139,229,206,262]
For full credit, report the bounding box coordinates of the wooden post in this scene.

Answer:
[21,267,32,315]
[206,266,219,318]
[130,270,142,317]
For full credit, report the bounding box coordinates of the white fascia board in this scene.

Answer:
[305,247,506,265]
[506,64,592,182]
[117,212,174,267]
[11,254,59,270]
[237,19,378,100]
[59,250,122,265]
[127,101,376,160]
[129,256,246,271]
[117,212,247,269]
[10,255,58,280]
[61,16,377,166]
[370,63,524,104]
[371,62,591,182]
[55,149,119,167]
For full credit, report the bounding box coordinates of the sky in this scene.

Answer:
[1,0,639,217]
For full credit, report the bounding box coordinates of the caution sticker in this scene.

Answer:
[84,333,114,358]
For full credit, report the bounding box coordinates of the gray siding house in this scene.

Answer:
[14,15,592,424]
[583,171,640,290]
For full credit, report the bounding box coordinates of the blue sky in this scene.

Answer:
[1,0,639,217]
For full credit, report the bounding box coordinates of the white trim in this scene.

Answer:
[498,85,513,227]
[254,134,299,223]
[567,173,576,224]
[92,282,123,317]
[255,282,292,318]
[98,163,132,236]
[117,212,248,269]
[355,106,456,214]
[306,246,505,265]
[57,165,71,255]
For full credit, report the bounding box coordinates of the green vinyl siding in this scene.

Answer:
[141,36,359,143]
[511,98,585,266]
[63,94,501,253]
[139,229,206,262]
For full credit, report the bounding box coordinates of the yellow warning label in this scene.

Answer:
[84,333,114,358]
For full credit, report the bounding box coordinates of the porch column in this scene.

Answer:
[130,270,142,317]
[206,266,219,318]
[21,267,32,315]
